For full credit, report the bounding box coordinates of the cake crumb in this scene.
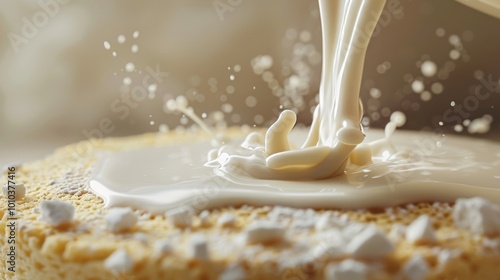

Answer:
[245,221,285,244]
[154,239,173,255]
[40,200,75,227]
[219,264,246,280]
[325,259,368,280]
[104,249,133,273]
[105,207,138,233]
[406,215,436,244]
[346,226,394,259]
[453,197,500,235]
[402,254,429,280]
[166,207,193,228]
[188,234,209,260]
[217,213,236,227]
[2,183,26,200]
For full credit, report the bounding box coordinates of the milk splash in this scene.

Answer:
[209,0,387,180]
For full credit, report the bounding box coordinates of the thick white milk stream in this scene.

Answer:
[89,0,500,213]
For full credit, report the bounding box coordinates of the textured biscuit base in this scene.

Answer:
[1,128,499,280]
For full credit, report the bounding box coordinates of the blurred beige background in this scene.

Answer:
[1,0,499,166]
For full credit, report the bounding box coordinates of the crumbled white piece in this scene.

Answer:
[292,219,315,229]
[315,213,342,231]
[187,234,209,260]
[132,233,148,244]
[345,226,394,259]
[40,200,75,227]
[325,259,368,280]
[200,210,211,227]
[105,208,138,233]
[437,249,461,267]
[453,197,500,235]
[402,254,429,280]
[154,239,173,255]
[342,223,368,241]
[166,208,193,228]
[315,231,346,261]
[104,249,133,273]
[388,224,407,242]
[245,221,285,244]
[406,215,436,244]
[2,184,26,200]
[219,264,246,280]
[217,213,236,227]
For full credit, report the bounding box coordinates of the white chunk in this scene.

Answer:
[105,207,138,233]
[402,254,429,280]
[2,184,26,200]
[200,210,211,227]
[40,200,75,227]
[345,226,394,259]
[315,213,334,231]
[453,197,500,235]
[166,208,193,228]
[187,234,209,261]
[154,239,173,255]
[217,213,236,227]
[104,249,133,273]
[219,264,246,280]
[245,221,285,244]
[406,215,436,244]
[325,259,368,280]
[437,249,461,267]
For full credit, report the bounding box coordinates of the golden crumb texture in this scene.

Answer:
[1,128,499,280]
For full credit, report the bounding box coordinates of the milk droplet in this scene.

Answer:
[131,45,139,53]
[125,63,135,72]
[421,61,437,77]
[123,77,132,86]
[118,35,126,44]
[104,41,111,50]
[411,80,424,93]
[148,84,157,93]
[133,31,140,39]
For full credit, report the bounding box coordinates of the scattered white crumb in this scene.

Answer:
[154,239,173,255]
[406,215,436,244]
[2,184,26,200]
[105,208,138,233]
[402,254,429,280]
[245,221,285,244]
[325,259,368,280]
[166,208,193,228]
[217,213,236,227]
[132,233,148,244]
[453,197,500,235]
[388,224,407,242]
[104,249,133,273]
[40,200,75,227]
[437,249,461,267]
[187,234,209,260]
[345,226,394,259]
[200,210,211,227]
[219,264,246,280]
[315,213,342,231]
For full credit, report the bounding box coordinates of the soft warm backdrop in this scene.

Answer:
[1,0,499,165]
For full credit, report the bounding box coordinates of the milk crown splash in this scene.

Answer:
[88,0,500,214]
[210,0,387,180]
